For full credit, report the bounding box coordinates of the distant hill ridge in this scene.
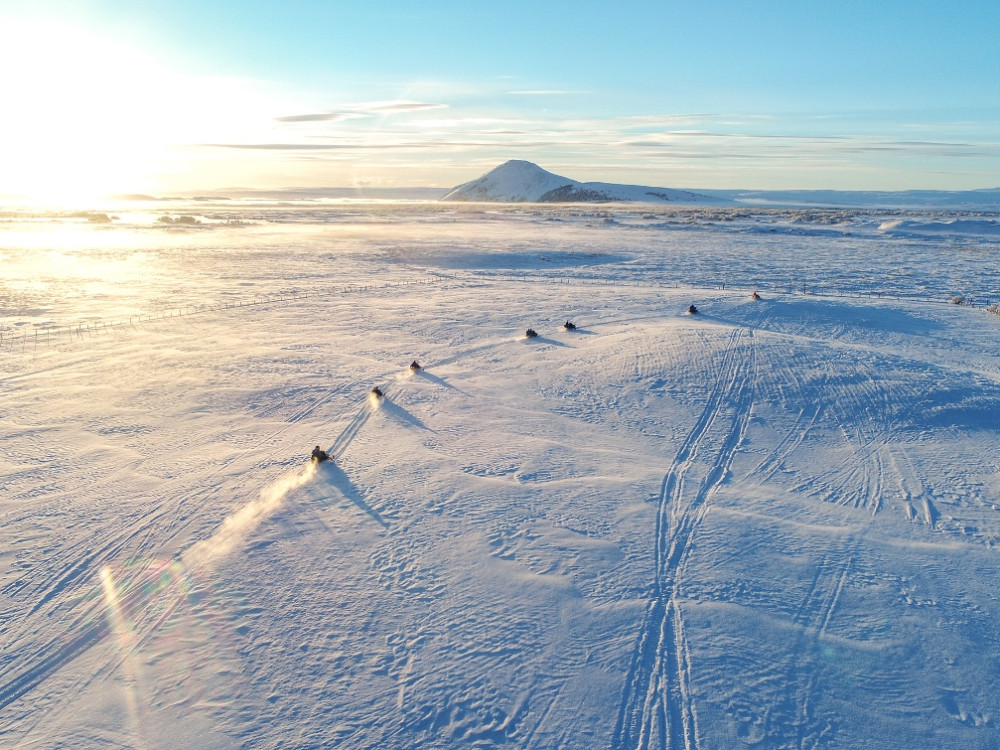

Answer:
[440,160,721,204]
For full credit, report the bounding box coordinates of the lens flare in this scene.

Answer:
[99,565,150,749]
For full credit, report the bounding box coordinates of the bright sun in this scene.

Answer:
[0,20,281,206]
[0,21,179,204]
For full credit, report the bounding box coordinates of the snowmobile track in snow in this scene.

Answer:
[0,377,396,716]
[613,327,755,750]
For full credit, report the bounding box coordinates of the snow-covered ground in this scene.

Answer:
[2,202,1000,749]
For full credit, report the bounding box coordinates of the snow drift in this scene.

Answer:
[879,217,1000,236]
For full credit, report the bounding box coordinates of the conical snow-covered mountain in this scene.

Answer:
[441,160,723,204]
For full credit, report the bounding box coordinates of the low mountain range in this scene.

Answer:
[439,160,1000,208]
[141,160,999,209]
[440,160,722,204]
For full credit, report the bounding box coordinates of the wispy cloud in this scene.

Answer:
[621,114,726,127]
[275,101,448,125]
[218,117,1000,166]
[195,92,1000,191]
[507,90,587,96]
[274,113,360,123]
[208,143,366,150]
[358,100,449,113]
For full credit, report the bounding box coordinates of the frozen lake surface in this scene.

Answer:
[2,202,1000,748]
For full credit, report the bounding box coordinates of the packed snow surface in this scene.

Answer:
[2,201,1000,749]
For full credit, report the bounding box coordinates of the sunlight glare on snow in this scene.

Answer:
[1,227,156,294]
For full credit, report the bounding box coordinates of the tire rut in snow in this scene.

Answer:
[613,327,756,750]
[783,380,896,748]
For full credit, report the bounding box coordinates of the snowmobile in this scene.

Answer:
[525,328,539,338]
[563,321,577,330]
[688,305,699,315]
[751,291,761,300]
[409,360,422,371]
[371,386,384,398]
[311,446,331,463]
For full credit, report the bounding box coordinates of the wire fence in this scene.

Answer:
[0,276,447,356]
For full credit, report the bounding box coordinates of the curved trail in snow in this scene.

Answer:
[0,371,401,714]
[613,327,756,750]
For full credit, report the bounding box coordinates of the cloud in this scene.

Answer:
[191,98,1000,192]
[210,122,997,168]
[354,100,449,113]
[507,90,586,96]
[274,113,359,123]
[205,138,557,152]
[619,132,850,145]
[206,143,394,150]
[274,101,449,127]
[887,140,980,150]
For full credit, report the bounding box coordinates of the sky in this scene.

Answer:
[1,0,999,201]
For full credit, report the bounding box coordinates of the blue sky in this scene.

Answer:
[1,0,998,199]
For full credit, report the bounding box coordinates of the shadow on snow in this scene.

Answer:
[316,462,389,529]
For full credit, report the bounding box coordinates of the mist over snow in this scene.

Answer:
[2,201,1000,749]
[878,217,1000,237]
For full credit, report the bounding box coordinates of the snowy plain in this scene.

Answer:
[2,201,1000,749]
